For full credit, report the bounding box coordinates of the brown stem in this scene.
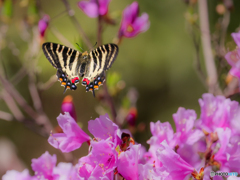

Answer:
[28,74,42,112]
[0,110,13,121]
[38,75,58,91]
[61,0,92,49]
[198,0,222,95]
[97,12,117,124]
[1,90,24,122]
[103,82,117,124]
[0,75,38,119]
[49,26,74,48]
[191,29,208,89]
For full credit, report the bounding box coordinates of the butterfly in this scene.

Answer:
[42,42,119,97]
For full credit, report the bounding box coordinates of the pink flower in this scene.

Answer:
[61,95,77,121]
[48,113,90,153]
[38,15,49,38]
[225,31,240,80]
[214,128,232,165]
[196,93,238,133]
[31,151,58,180]
[117,144,141,180]
[78,0,111,18]
[117,144,169,180]
[173,107,204,146]
[53,163,79,180]
[2,170,34,180]
[232,31,240,47]
[118,2,150,38]
[88,114,118,141]
[156,141,196,180]
[78,139,117,179]
[146,120,175,167]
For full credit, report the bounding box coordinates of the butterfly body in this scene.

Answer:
[42,42,119,96]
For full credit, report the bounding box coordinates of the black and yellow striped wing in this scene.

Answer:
[82,44,119,96]
[42,42,119,97]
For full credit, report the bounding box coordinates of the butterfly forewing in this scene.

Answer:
[42,43,81,74]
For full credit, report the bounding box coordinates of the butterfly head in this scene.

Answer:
[82,51,89,60]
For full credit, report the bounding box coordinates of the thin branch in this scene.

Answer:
[219,11,230,56]
[49,26,74,48]
[10,67,27,85]
[0,75,38,119]
[1,90,24,121]
[0,110,13,121]
[38,75,58,91]
[61,0,92,49]
[198,0,222,95]
[28,74,43,112]
[191,29,208,89]
[103,82,117,124]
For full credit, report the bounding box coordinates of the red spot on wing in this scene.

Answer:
[83,78,90,85]
[71,77,79,84]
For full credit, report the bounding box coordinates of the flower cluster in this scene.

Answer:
[225,30,240,81]
[3,93,240,180]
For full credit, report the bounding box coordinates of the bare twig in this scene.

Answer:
[49,26,74,48]
[61,0,92,49]
[198,0,222,95]
[1,90,24,122]
[28,74,42,112]
[10,67,27,85]
[219,11,230,56]
[0,110,13,121]
[191,29,208,89]
[0,75,38,119]
[38,75,58,91]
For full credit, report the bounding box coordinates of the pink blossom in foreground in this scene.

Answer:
[2,169,34,180]
[146,120,175,167]
[53,162,79,180]
[156,141,196,180]
[196,93,238,133]
[3,93,240,180]
[48,113,90,153]
[31,151,58,180]
[225,31,240,80]
[232,31,240,47]
[88,114,119,143]
[173,107,204,146]
[78,0,111,18]
[118,1,150,38]
[78,139,116,179]
[213,128,232,168]
[38,14,49,38]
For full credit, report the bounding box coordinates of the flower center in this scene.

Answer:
[126,24,134,33]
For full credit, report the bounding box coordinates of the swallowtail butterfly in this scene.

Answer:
[42,42,119,97]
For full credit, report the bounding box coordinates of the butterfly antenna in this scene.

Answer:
[76,43,84,52]
[93,42,97,48]
[92,88,95,98]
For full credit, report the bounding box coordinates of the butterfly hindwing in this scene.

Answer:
[81,44,118,95]
[42,42,119,96]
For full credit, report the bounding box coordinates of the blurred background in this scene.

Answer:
[0,0,240,177]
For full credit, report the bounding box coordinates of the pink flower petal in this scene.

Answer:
[78,0,99,18]
[232,31,240,47]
